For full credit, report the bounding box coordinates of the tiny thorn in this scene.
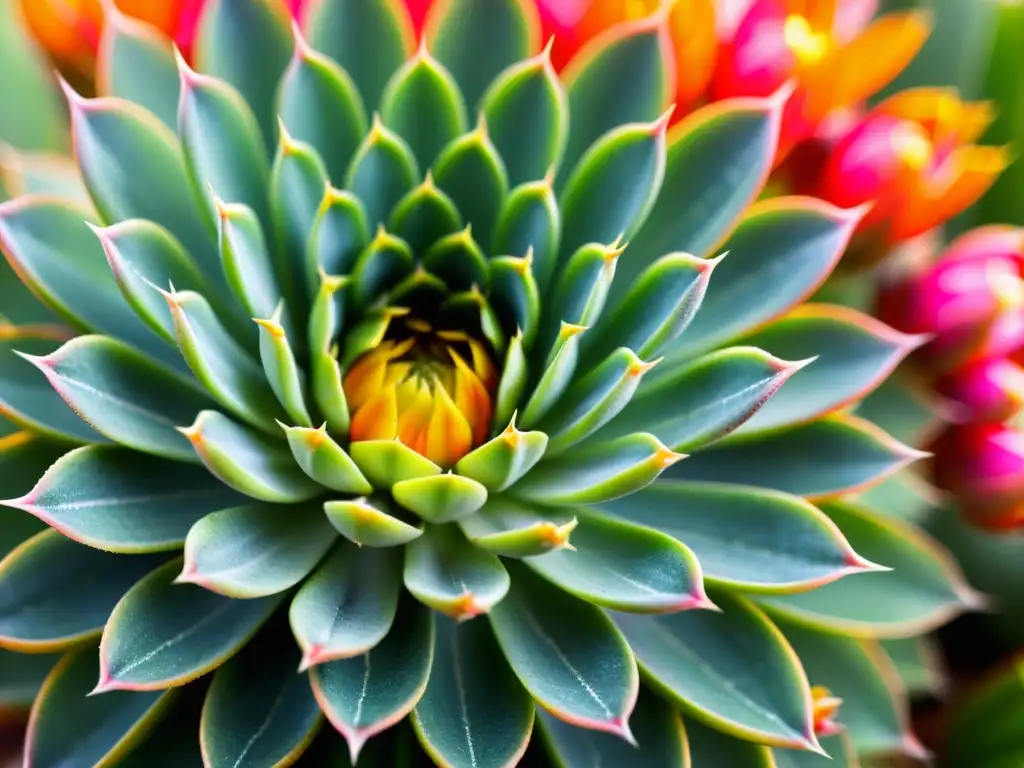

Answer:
[298,645,323,673]
[844,551,891,573]
[901,733,931,761]
[609,717,637,747]
[683,587,721,613]
[88,671,116,697]
[56,76,84,108]
[172,561,199,585]
[651,104,676,133]
[768,79,797,111]
[345,731,368,765]
[540,35,555,63]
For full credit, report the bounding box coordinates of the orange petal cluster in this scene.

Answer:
[810,685,843,737]
[343,327,496,468]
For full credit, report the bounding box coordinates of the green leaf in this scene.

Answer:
[404,524,509,619]
[165,289,284,431]
[92,218,210,346]
[543,347,655,455]
[200,624,323,767]
[542,242,620,346]
[345,115,419,229]
[177,58,270,234]
[528,506,707,613]
[180,502,336,598]
[773,734,858,768]
[425,0,539,110]
[515,432,682,505]
[65,87,219,285]
[380,47,468,170]
[311,351,350,437]
[23,335,212,462]
[282,423,371,494]
[308,272,348,357]
[97,6,180,130]
[350,439,441,489]
[279,29,368,185]
[215,199,283,326]
[947,657,1024,767]
[431,122,509,248]
[558,115,667,263]
[413,615,534,767]
[307,187,369,286]
[0,647,59,709]
[600,482,874,594]
[0,530,166,652]
[423,225,489,293]
[0,335,106,444]
[664,198,864,360]
[0,224,63,332]
[560,15,672,186]
[256,307,313,427]
[880,638,944,698]
[324,496,424,548]
[493,332,528,430]
[603,347,803,451]
[183,410,321,502]
[459,496,579,558]
[738,305,921,434]
[0,433,67,502]
[194,0,293,150]
[455,421,547,492]
[684,716,774,768]
[492,176,561,295]
[304,0,414,112]
[0,198,179,367]
[777,618,915,757]
[582,252,715,368]
[519,323,586,428]
[538,687,689,768]
[481,46,568,187]
[289,541,402,669]
[8,445,244,553]
[489,561,637,740]
[615,93,784,307]
[666,415,924,499]
[0,149,91,211]
[117,689,205,768]
[311,594,434,762]
[853,374,938,449]
[758,501,977,637]
[616,590,818,750]
[392,474,488,523]
[270,127,330,306]
[99,558,282,691]
[389,175,462,255]
[25,647,172,768]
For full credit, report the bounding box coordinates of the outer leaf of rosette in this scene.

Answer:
[558,12,673,188]
[581,251,717,369]
[660,197,866,363]
[610,89,786,309]
[281,422,371,495]
[163,288,285,431]
[541,347,657,455]
[392,473,488,523]
[324,495,423,548]
[176,53,271,235]
[513,432,684,505]
[345,114,419,230]
[538,240,621,352]
[181,410,322,503]
[62,83,220,286]
[757,500,980,638]
[459,496,579,558]
[594,346,804,452]
[306,186,369,293]
[388,175,463,256]
[270,124,329,308]
[488,252,540,349]
[255,305,312,427]
[349,439,443,490]
[431,118,509,249]
[279,23,368,185]
[518,322,587,429]
[96,3,180,130]
[492,175,561,295]
[379,42,468,171]
[90,218,210,346]
[480,40,568,186]
[304,0,414,112]
[193,0,294,151]
[0,149,91,211]
[424,0,540,110]
[455,418,547,492]
[215,198,283,328]
[404,523,510,620]
[556,111,669,264]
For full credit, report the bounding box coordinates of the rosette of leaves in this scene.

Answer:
[0,0,978,766]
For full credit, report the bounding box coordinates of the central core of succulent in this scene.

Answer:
[342,313,497,468]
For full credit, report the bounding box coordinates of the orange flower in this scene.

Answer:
[817,89,1009,245]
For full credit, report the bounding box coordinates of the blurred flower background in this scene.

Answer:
[1,0,1024,766]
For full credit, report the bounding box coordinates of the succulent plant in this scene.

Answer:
[0,0,979,766]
